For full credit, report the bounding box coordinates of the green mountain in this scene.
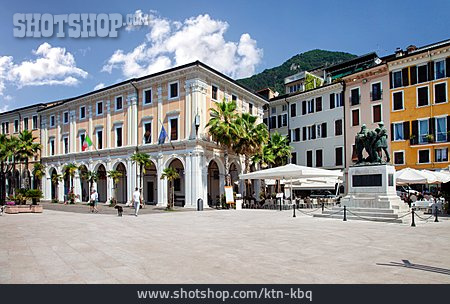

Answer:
[237,49,357,94]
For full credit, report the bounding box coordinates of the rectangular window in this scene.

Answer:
[417,65,428,83]
[14,119,19,133]
[315,150,323,167]
[290,103,296,117]
[32,115,38,130]
[291,152,297,165]
[435,148,448,162]
[23,117,29,131]
[80,106,86,120]
[116,126,123,147]
[393,122,404,141]
[335,147,343,166]
[169,117,178,141]
[144,89,152,104]
[49,138,55,156]
[50,115,55,127]
[373,104,382,123]
[232,94,237,102]
[63,137,69,154]
[335,119,342,136]
[418,149,430,164]
[418,119,429,144]
[282,104,287,112]
[144,122,152,144]
[393,70,402,88]
[80,133,85,151]
[435,60,446,79]
[5,122,9,134]
[352,109,360,126]
[394,151,405,165]
[436,117,447,142]
[315,97,322,112]
[96,130,103,150]
[434,83,447,104]
[371,82,382,101]
[97,101,103,115]
[270,116,276,129]
[294,128,300,142]
[417,86,429,107]
[169,81,179,99]
[307,99,314,113]
[306,150,313,167]
[63,111,69,124]
[393,91,404,110]
[282,113,287,127]
[212,85,218,100]
[249,103,254,115]
[350,88,360,106]
[271,107,276,115]
[115,96,123,111]
[336,92,343,107]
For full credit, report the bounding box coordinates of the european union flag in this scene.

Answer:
[158,125,167,145]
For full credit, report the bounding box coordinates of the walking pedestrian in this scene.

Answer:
[133,188,141,217]
[90,189,99,213]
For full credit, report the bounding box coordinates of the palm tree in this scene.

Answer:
[107,170,122,204]
[17,130,41,189]
[267,132,292,167]
[32,163,45,190]
[252,145,275,169]
[234,113,269,196]
[63,163,78,191]
[80,169,98,195]
[0,134,17,203]
[131,152,153,207]
[51,173,63,202]
[160,167,179,210]
[206,99,239,186]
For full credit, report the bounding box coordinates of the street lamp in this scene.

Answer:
[195,114,200,137]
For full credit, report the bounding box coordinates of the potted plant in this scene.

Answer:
[425,134,434,143]
[25,189,43,205]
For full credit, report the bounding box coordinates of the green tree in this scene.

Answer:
[234,113,269,196]
[131,152,153,207]
[16,130,41,189]
[51,173,63,202]
[107,170,122,203]
[80,169,98,196]
[63,163,78,190]
[266,132,292,167]
[206,99,239,186]
[0,134,17,203]
[160,167,179,210]
[32,163,45,190]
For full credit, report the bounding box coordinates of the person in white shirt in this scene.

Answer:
[132,188,141,216]
[90,189,99,213]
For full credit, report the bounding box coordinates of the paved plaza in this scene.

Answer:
[0,208,449,284]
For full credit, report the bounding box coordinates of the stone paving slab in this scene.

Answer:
[0,209,449,284]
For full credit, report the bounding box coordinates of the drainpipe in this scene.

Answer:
[130,81,139,153]
[341,81,347,194]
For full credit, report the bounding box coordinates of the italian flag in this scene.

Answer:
[82,135,93,151]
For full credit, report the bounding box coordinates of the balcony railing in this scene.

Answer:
[370,90,383,101]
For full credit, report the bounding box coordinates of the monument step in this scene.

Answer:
[330,207,395,214]
[313,213,403,224]
[322,210,399,219]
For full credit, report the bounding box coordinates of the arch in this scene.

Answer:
[115,162,127,204]
[78,165,89,202]
[142,159,158,205]
[166,158,185,207]
[207,160,221,207]
[49,167,58,200]
[163,156,185,170]
[96,164,107,203]
[229,162,242,194]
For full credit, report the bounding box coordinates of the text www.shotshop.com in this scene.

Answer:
[137,287,313,301]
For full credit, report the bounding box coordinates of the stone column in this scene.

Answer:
[157,86,163,134]
[88,105,93,150]
[106,159,112,202]
[129,93,138,146]
[156,155,167,207]
[41,118,48,157]
[70,110,77,153]
[188,149,207,208]
[184,82,191,140]
[73,169,81,202]
[43,168,51,201]
[126,158,135,205]
[185,153,192,206]
[56,114,61,155]
[106,100,111,148]
[57,166,65,202]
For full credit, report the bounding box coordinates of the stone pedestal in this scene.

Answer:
[341,164,409,213]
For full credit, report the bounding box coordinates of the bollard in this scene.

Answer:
[279,198,282,212]
[434,205,439,223]
[343,206,347,221]
[321,202,324,213]
[411,209,416,227]
[293,202,296,218]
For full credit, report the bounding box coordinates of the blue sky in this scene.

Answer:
[0,0,449,111]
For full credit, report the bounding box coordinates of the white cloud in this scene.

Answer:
[103,12,262,79]
[8,43,88,87]
[4,95,12,101]
[0,104,9,113]
[94,83,105,90]
[0,56,13,96]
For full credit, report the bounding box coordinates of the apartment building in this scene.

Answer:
[37,61,266,207]
[388,40,450,170]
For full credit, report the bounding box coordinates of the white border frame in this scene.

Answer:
[114,95,124,112]
[168,80,180,101]
[168,116,180,142]
[371,103,383,123]
[63,111,69,125]
[416,85,430,108]
[96,128,103,150]
[370,81,383,102]
[433,81,448,105]
[392,121,406,142]
[392,90,404,112]
[142,120,153,145]
[434,147,449,163]
[392,69,403,89]
[96,101,104,116]
[417,148,431,165]
[62,135,69,154]
[79,106,86,121]
[351,108,360,127]
[349,86,360,106]
[393,150,405,166]
[114,124,123,148]
[143,88,152,106]
[211,83,219,102]
[32,115,38,130]
[49,115,55,128]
